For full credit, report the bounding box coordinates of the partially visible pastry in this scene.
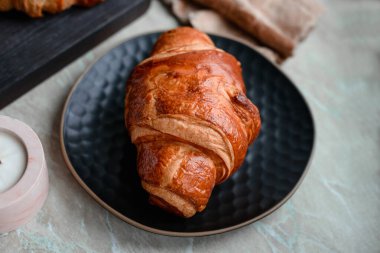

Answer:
[0,0,103,18]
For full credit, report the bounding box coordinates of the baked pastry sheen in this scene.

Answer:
[125,27,261,217]
[0,0,102,17]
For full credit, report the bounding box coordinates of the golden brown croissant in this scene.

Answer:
[0,0,103,17]
[125,27,261,218]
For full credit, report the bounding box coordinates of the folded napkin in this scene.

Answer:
[162,0,324,63]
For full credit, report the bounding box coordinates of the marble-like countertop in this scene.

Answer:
[1,0,380,252]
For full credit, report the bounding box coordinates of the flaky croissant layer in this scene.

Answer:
[0,0,103,17]
[125,27,261,218]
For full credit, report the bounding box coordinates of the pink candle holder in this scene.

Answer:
[0,116,48,233]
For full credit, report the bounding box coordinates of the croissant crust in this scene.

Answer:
[125,27,261,217]
[0,0,103,17]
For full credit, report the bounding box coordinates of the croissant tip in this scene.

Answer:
[149,195,196,218]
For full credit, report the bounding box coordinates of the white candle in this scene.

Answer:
[0,130,27,193]
[0,116,48,234]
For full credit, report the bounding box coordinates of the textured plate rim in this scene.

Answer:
[60,31,316,237]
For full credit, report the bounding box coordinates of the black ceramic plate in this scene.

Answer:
[60,32,315,236]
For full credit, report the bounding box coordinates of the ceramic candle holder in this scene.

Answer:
[0,116,48,233]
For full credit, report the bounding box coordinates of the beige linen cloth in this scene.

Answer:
[162,0,324,63]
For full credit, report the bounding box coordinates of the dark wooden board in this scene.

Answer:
[0,0,150,109]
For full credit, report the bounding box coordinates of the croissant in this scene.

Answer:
[0,0,103,17]
[125,27,261,218]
